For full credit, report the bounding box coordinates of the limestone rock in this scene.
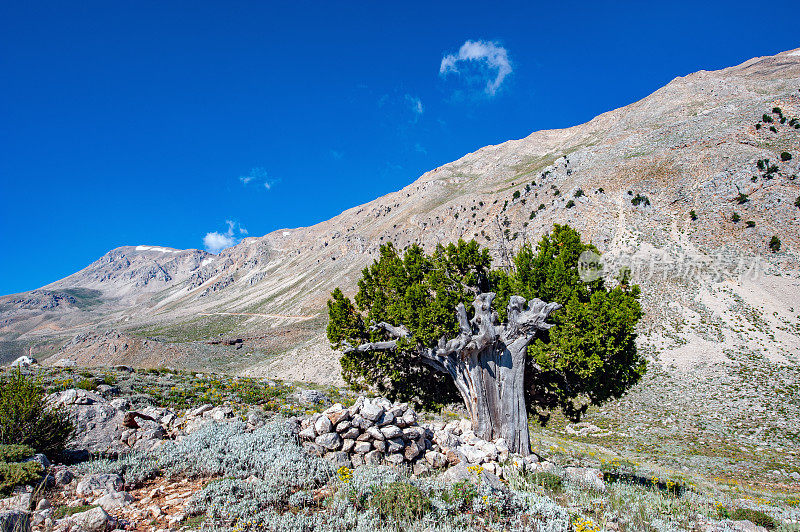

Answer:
[315,432,342,451]
[68,506,114,532]
[364,450,383,466]
[314,415,333,435]
[565,467,606,492]
[94,491,134,510]
[76,473,124,497]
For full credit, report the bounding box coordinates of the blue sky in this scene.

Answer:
[1,1,797,295]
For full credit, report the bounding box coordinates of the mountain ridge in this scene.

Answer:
[1,48,799,390]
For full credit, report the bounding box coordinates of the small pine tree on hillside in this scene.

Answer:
[0,371,75,458]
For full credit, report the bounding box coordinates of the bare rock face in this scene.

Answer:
[48,389,127,456]
[65,506,115,532]
[565,467,606,492]
[8,355,37,368]
[75,474,124,497]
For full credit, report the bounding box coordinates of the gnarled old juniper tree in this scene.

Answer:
[327,224,645,455]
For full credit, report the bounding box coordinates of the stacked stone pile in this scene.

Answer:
[298,397,447,474]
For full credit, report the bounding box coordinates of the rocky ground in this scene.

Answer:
[1,365,799,531]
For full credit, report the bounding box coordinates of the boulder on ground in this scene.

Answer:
[94,491,134,510]
[565,467,606,492]
[75,473,124,497]
[47,389,127,456]
[439,462,507,493]
[9,356,37,368]
[67,506,114,532]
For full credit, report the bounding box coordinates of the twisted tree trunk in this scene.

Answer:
[345,292,560,455]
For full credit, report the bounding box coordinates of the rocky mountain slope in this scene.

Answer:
[2,48,799,395]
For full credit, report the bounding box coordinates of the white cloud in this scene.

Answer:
[439,40,512,96]
[239,167,277,190]
[203,220,247,254]
[406,94,424,116]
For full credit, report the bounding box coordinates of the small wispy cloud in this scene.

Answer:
[329,149,344,160]
[406,94,424,117]
[239,167,278,190]
[203,220,247,254]
[439,40,512,96]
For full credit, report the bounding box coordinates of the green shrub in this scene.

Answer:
[746,221,755,228]
[755,123,762,130]
[736,193,749,204]
[0,370,75,458]
[442,479,479,509]
[527,471,563,493]
[76,378,97,391]
[370,482,431,521]
[772,107,782,115]
[0,460,43,496]
[54,504,98,519]
[512,190,521,200]
[795,196,800,208]
[574,189,584,198]
[731,508,777,530]
[731,212,740,223]
[781,151,792,161]
[631,194,650,206]
[769,126,777,133]
[0,444,35,463]
[689,210,697,220]
[762,114,773,123]
[769,236,781,253]
[716,503,731,519]
[566,200,576,209]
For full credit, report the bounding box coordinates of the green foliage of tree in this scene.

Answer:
[0,371,75,459]
[781,151,792,161]
[731,212,740,223]
[689,210,697,221]
[329,225,645,422]
[0,444,34,463]
[769,236,781,253]
[0,460,42,496]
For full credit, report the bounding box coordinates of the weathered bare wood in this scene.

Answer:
[346,292,560,455]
